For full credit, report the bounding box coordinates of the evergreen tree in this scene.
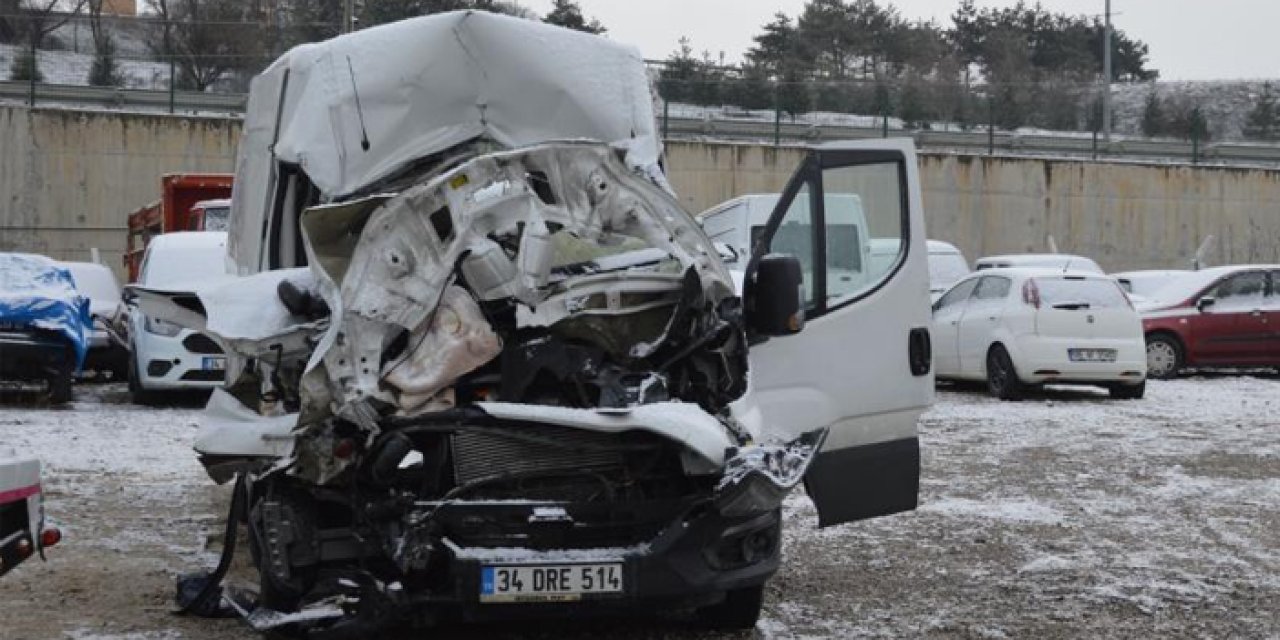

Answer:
[1140,89,1165,137]
[87,34,123,87]
[1243,83,1280,141]
[9,47,40,82]
[1188,106,1209,142]
[543,0,605,34]
[658,37,698,105]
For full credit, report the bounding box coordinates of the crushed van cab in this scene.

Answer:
[132,11,933,635]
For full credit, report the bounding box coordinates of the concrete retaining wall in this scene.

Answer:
[3,105,1279,279]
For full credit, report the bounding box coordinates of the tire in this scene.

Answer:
[986,344,1024,401]
[247,485,317,613]
[128,350,154,405]
[47,348,73,405]
[1145,334,1183,380]
[1109,380,1146,400]
[695,585,764,631]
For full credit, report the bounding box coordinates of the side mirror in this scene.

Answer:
[745,255,805,336]
[1196,296,1216,312]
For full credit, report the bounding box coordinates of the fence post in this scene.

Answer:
[987,94,995,156]
[27,37,36,107]
[168,58,176,114]
[773,83,781,147]
[662,97,669,142]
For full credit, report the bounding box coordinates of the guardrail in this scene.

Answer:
[0,81,246,115]
[6,81,1280,166]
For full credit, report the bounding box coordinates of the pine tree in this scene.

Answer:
[9,47,41,82]
[543,0,605,34]
[88,34,123,87]
[1243,83,1279,141]
[1140,89,1165,137]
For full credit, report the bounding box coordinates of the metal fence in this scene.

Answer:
[5,23,1280,167]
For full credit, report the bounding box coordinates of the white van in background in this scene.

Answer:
[875,240,970,302]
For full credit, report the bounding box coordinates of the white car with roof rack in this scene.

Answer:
[974,253,1104,274]
[932,267,1147,400]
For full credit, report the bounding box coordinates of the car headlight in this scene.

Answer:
[144,316,182,337]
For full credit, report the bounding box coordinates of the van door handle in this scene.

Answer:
[908,327,931,376]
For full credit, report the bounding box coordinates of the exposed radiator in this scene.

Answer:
[450,426,628,487]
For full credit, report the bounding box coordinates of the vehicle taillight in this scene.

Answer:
[40,527,62,548]
[1022,279,1041,309]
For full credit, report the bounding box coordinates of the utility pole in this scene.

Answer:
[342,0,355,33]
[1102,0,1112,143]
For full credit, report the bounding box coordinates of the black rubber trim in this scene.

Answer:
[804,437,920,528]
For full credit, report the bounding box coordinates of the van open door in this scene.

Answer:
[737,138,933,528]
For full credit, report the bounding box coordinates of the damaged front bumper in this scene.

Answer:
[247,429,819,631]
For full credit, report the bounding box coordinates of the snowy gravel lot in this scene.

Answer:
[1,377,1277,639]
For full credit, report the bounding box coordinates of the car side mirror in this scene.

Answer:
[745,254,805,336]
[1196,296,1216,312]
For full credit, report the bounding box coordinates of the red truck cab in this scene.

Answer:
[124,175,233,282]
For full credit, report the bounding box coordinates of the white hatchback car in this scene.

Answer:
[127,232,230,402]
[932,268,1147,400]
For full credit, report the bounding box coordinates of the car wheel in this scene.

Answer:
[128,350,154,405]
[1109,380,1146,400]
[1145,334,1183,380]
[986,345,1024,401]
[695,585,764,631]
[47,348,74,405]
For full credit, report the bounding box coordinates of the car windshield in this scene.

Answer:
[142,242,228,289]
[1035,277,1129,309]
[62,264,119,302]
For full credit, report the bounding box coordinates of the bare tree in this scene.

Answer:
[145,0,266,91]
[6,0,86,81]
[85,0,122,85]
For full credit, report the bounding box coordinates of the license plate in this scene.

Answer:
[1068,348,1116,362]
[480,563,623,603]
[202,356,227,371]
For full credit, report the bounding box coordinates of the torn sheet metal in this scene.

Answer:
[297,143,733,427]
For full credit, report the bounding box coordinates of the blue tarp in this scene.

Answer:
[0,253,92,370]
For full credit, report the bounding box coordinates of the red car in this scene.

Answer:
[1137,265,1280,378]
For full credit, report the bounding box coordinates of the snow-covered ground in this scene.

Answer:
[0,377,1276,638]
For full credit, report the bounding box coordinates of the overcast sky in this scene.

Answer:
[521,0,1277,81]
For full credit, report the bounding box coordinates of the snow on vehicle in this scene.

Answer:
[1112,269,1192,304]
[125,232,231,403]
[130,12,932,634]
[1136,265,1280,379]
[0,453,60,577]
[932,268,1147,400]
[0,253,91,404]
[58,260,129,378]
[974,253,1104,274]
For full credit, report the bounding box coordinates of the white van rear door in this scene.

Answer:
[739,138,933,527]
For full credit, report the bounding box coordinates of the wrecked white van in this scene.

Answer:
[133,11,933,635]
